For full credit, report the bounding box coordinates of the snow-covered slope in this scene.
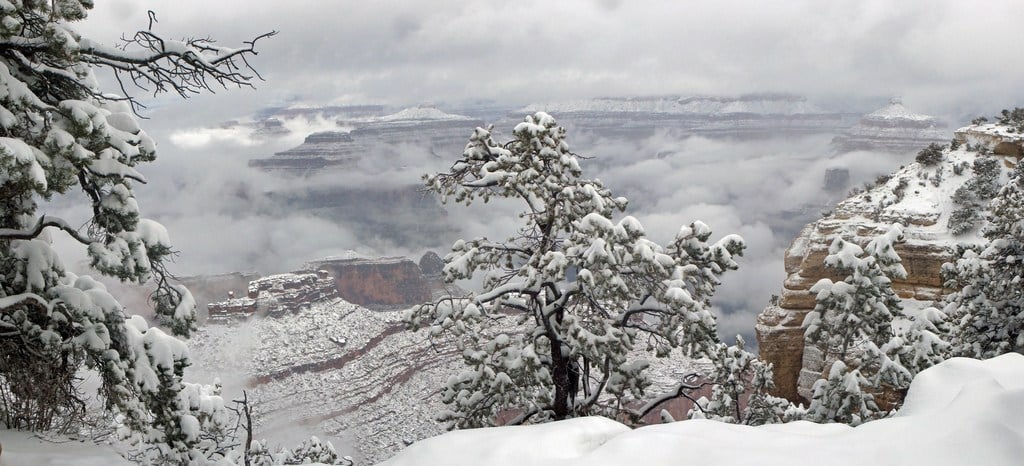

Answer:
[381,353,1024,466]
[186,294,707,463]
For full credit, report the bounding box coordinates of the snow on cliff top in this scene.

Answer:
[379,106,473,122]
[382,353,1024,466]
[864,98,936,122]
[957,122,1024,142]
[521,94,825,116]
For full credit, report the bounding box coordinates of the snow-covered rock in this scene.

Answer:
[756,137,1017,402]
[380,353,1024,466]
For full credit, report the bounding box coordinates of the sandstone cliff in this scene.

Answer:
[757,127,1020,403]
[305,256,433,307]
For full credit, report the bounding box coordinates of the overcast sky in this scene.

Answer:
[78,0,1023,123]
[58,1,1024,342]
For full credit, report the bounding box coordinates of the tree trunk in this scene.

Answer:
[551,339,571,420]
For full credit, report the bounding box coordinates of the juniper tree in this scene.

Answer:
[0,2,273,463]
[406,113,744,428]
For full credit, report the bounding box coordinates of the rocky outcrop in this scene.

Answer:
[955,124,1024,157]
[207,271,337,322]
[306,257,432,307]
[178,272,260,321]
[756,142,1008,403]
[832,98,947,153]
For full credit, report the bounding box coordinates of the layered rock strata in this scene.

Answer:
[756,140,1017,403]
[207,271,337,322]
[305,257,433,307]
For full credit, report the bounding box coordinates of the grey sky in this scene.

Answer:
[60,1,1024,342]
[79,0,1023,122]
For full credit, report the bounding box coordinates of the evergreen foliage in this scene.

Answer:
[689,335,789,425]
[804,361,878,426]
[406,113,744,428]
[915,143,944,166]
[996,107,1024,133]
[0,2,274,463]
[945,163,1024,358]
[948,156,1002,236]
[802,225,918,422]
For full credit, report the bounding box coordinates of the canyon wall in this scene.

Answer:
[757,129,1021,403]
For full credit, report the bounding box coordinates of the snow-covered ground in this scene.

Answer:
[382,353,1024,466]
[185,297,708,463]
[0,430,133,466]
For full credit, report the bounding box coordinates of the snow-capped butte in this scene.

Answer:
[378,105,473,122]
[863,97,938,123]
[382,354,1024,466]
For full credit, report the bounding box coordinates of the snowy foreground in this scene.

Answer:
[2,354,1021,465]
[383,354,1024,466]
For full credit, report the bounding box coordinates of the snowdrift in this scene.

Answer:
[381,353,1024,466]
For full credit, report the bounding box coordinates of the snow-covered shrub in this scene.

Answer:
[947,156,1002,235]
[407,113,744,428]
[915,143,944,166]
[996,107,1024,132]
[947,207,981,236]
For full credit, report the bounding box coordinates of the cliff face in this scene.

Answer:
[757,131,1019,403]
[306,257,433,307]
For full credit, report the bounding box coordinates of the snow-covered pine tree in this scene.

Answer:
[882,306,951,378]
[802,224,912,421]
[945,162,1024,358]
[406,113,745,428]
[0,2,271,463]
[689,335,789,425]
[804,360,878,426]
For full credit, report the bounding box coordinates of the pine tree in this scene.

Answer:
[945,162,1024,358]
[882,306,951,377]
[804,361,878,426]
[689,336,788,425]
[802,224,912,422]
[0,2,272,463]
[406,113,744,428]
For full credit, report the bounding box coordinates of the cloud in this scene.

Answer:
[74,0,1024,120]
